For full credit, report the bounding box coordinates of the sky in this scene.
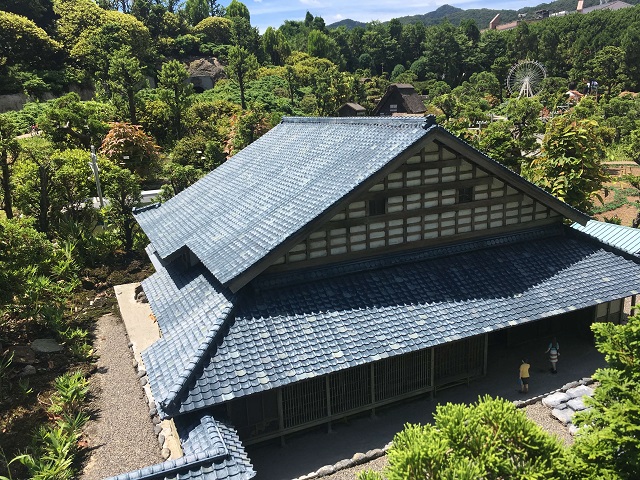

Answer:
[218,0,536,33]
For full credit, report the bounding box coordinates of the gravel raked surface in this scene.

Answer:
[81,313,162,479]
[321,455,388,480]
[524,401,575,446]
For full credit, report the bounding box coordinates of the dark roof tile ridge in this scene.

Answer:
[253,224,564,291]
[281,116,430,127]
[104,446,231,480]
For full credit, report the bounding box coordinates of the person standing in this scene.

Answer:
[546,337,560,374]
[519,359,530,393]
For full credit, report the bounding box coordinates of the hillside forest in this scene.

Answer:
[2,0,640,478]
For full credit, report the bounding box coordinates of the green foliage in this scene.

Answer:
[101,165,142,252]
[227,45,259,110]
[192,16,232,45]
[160,163,204,200]
[12,138,98,235]
[185,0,209,26]
[37,93,115,149]
[0,11,62,70]
[16,371,89,480]
[107,46,145,124]
[528,117,609,213]
[52,0,106,50]
[158,59,194,140]
[0,217,79,323]
[48,371,89,417]
[572,314,640,478]
[359,396,573,480]
[70,10,152,77]
[225,0,250,22]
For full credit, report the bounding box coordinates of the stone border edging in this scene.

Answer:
[295,377,597,480]
[129,344,176,460]
[512,376,595,409]
[295,444,391,480]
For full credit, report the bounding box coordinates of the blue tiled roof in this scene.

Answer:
[141,263,235,414]
[572,220,640,256]
[136,117,589,292]
[105,415,254,480]
[135,117,431,289]
[144,231,640,417]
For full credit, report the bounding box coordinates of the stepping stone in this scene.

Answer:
[552,407,575,425]
[542,391,570,408]
[568,397,588,411]
[30,339,63,353]
[566,385,594,399]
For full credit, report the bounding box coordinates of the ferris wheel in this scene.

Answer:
[506,60,547,97]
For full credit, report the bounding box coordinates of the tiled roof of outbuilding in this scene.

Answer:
[105,416,254,480]
[572,219,640,256]
[143,227,640,417]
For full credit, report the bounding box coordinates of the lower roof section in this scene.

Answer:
[105,415,255,480]
[144,227,640,418]
[572,219,640,257]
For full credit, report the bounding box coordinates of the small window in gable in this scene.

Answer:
[458,187,473,204]
[369,197,387,216]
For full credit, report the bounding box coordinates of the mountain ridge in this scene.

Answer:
[327,0,638,29]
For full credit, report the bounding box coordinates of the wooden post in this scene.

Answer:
[370,363,376,418]
[326,377,332,433]
[483,333,489,376]
[430,347,435,399]
[277,389,285,446]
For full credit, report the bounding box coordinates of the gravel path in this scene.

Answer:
[81,313,162,479]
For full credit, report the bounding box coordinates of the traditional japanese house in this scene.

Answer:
[338,102,366,117]
[112,116,640,479]
[372,84,426,116]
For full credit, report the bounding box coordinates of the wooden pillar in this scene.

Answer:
[277,389,285,446]
[326,376,332,433]
[370,363,376,418]
[483,333,489,376]
[430,347,435,399]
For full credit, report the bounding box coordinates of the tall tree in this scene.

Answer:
[184,0,209,26]
[527,117,609,213]
[158,59,193,139]
[586,45,629,97]
[107,46,144,125]
[12,137,56,234]
[0,114,20,219]
[102,166,141,252]
[227,45,259,110]
[225,0,250,21]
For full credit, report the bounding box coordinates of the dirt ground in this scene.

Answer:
[594,167,640,226]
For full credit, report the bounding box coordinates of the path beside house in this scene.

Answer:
[81,312,162,479]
